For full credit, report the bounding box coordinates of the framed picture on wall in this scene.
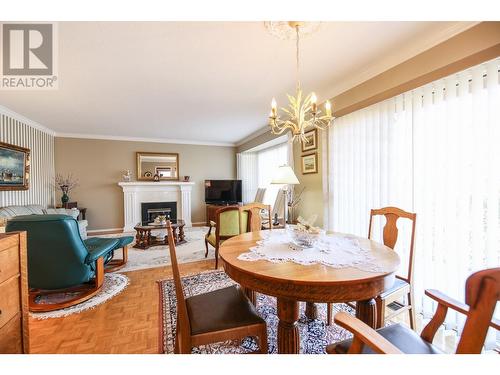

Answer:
[301,129,317,152]
[301,152,318,174]
[0,141,30,191]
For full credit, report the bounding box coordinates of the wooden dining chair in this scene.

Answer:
[166,221,268,354]
[205,206,252,269]
[327,207,417,329]
[239,203,272,232]
[326,267,500,354]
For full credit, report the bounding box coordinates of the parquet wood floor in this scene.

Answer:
[28,259,217,354]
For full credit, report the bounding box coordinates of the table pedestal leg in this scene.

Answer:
[242,287,256,306]
[305,302,318,320]
[355,298,377,328]
[277,298,300,354]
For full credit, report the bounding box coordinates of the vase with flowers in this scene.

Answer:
[54,173,79,207]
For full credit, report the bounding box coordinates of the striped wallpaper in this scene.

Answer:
[0,108,55,208]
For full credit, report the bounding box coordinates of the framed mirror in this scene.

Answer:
[136,152,179,181]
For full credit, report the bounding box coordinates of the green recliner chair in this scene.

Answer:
[6,214,119,312]
[204,206,251,269]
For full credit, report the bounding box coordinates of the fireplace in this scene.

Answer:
[141,202,177,223]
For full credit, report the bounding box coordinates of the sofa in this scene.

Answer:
[0,204,88,239]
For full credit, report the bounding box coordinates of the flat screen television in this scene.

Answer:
[205,179,242,205]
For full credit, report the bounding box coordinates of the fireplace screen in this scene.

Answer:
[141,202,177,223]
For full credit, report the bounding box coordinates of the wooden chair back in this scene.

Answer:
[165,221,191,341]
[239,203,272,232]
[368,206,416,283]
[457,268,500,353]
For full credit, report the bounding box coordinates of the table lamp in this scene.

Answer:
[271,165,300,225]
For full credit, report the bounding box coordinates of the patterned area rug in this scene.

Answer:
[30,273,129,320]
[158,270,355,354]
[91,226,210,272]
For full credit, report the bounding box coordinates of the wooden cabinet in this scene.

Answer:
[0,232,29,353]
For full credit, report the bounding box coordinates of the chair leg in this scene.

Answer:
[326,303,333,325]
[375,296,385,329]
[214,243,219,269]
[407,290,416,331]
[105,246,129,273]
[204,239,209,258]
[259,325,268,354]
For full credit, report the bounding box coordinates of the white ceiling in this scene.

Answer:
[0,21,476,146]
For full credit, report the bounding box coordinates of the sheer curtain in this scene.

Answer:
[237,141,289,205]
[257,143,288,205]
[237,152,258,203]
[327,58,500,343]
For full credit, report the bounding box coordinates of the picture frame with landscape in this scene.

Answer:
[301,152,318,174]
[0,141,30,191]
[301,129,317,152]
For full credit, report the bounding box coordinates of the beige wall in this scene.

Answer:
[237,130,281,153]
[293,136,324,227]
[54,137,236,230]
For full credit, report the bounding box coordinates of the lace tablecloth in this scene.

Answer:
[237,229,393,273]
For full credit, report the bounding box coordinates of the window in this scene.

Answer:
[237,139,289,206]
[326,58,499,347]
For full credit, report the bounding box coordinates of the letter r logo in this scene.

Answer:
[2,24,53,75]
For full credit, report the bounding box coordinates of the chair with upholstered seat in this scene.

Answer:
[165,221,268,354]
[326,206,417,329]
[205,206,251,269]
[6,214,119,312]
[327,267,500,354]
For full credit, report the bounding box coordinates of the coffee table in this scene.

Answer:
[133,219,186,249]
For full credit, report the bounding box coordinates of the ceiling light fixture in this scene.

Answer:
[266,21,333,142]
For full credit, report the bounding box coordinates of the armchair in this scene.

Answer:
[327,267,500,354]
[6,214,119,312]
[204,206,251,269]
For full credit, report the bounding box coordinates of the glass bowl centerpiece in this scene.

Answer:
[288,215,324,250]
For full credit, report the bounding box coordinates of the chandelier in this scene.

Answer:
[267,22,333,142]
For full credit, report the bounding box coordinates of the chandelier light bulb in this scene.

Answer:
[271,97,277,116]
[311,92,317,104]
[325,100,332,117]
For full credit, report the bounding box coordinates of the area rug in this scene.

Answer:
[90,226,210,272]
[30,273,129,320]
[158,269,355,354]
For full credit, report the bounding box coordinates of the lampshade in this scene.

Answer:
[271,165,300,185]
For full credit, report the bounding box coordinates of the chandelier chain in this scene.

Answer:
[295,25,300,93]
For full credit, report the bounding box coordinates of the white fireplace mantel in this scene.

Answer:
[118,181,195,231]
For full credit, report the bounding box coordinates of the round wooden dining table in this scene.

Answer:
[219,230,400,354]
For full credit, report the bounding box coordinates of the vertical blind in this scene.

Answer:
[326,58,500,343]
[237,141,289,205]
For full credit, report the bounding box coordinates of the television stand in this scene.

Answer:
[205,203,241,226]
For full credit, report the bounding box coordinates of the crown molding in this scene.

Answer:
[55,132,236,147]
[0,105,56,136]
[325,21,480,98]
[235,126,271,147]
